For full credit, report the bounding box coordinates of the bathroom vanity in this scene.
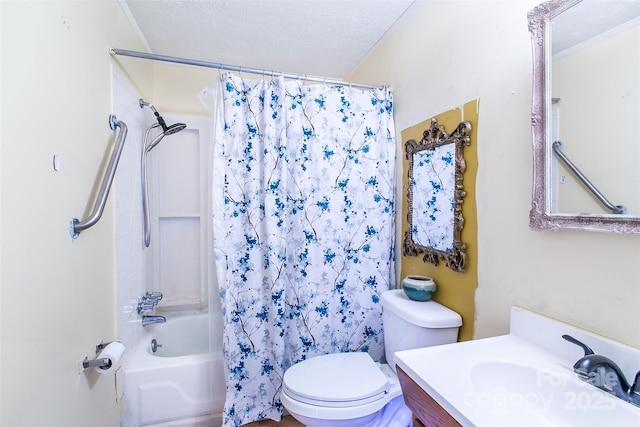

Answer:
[394,307,640,426]
[397,366,460,426]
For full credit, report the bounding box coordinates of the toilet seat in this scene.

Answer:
[281,355,403,424]
[282,352,391,407]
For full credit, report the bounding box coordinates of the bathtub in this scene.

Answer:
[124,313,225,426]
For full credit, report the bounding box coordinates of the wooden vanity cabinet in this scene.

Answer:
[397,366,461,427]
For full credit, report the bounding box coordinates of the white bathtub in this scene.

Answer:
[124,313,225,426]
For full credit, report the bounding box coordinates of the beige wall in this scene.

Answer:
[350,0,640,348]
[1,1,151,425]
[152,62,214,115]
[3,1,639,425]
[553,24,640,214]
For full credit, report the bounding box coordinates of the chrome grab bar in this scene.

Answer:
[552,141,626,215]
[70,115,129,238]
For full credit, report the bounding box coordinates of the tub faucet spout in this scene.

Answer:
[142,315,166,327]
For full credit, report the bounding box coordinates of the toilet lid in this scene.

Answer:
[282,352,390,408]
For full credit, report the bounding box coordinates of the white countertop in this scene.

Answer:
[394,307,640,426]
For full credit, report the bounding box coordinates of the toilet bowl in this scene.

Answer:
[281,352,409,427]
[281,289,462,427]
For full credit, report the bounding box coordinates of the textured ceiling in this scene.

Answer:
[551,0,640,55]
[121,0,416,79]
[121,0,639,78]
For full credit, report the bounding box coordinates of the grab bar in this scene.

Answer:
[552,141,626,214]
[70,115,128,238]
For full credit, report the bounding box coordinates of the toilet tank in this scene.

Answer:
[381,289,462,370]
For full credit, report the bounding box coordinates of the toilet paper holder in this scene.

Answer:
[82,356,112,370]
[81,341,116,370]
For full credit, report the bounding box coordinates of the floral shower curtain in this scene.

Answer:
[212,73,396,426]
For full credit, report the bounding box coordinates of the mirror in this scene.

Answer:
[528,0,640,233]
[403,119,471,272]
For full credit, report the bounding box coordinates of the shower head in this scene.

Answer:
[164,122,187,135]
[140,117,186,248]
[139,98,187,136]
[144,122,186,153]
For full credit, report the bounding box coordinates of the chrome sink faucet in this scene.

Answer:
[563,335,640,407]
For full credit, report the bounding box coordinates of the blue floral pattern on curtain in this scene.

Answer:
[212,73,396,426]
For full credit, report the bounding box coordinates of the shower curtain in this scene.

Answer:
[212,73,396,426]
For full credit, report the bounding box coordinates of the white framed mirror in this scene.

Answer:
[528,0,640,233]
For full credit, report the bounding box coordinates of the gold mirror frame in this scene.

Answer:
[528,0,640,233]
[403,119,471,272]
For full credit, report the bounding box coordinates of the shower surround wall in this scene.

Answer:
[112,69,221,426]
[111,69,150,397]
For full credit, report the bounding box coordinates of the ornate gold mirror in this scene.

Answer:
[403,119,471,272]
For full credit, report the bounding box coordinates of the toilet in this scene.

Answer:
[281,289,462,427]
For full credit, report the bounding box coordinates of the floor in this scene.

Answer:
[244,416,301,427]
[244,415,424,426]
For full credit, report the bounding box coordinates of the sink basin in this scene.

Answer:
[470,360,562,393]
[394,307,640,426]
[469,361,558,424]
[468,360,636,425]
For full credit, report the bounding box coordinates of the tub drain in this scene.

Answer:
[150,339,162,353]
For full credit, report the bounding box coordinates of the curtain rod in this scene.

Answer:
[109,48,383,90]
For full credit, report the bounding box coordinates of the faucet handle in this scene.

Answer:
[146,291,163,301]
[562,334,595,356]
[137,301,156,314]
[631,371,640,396]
